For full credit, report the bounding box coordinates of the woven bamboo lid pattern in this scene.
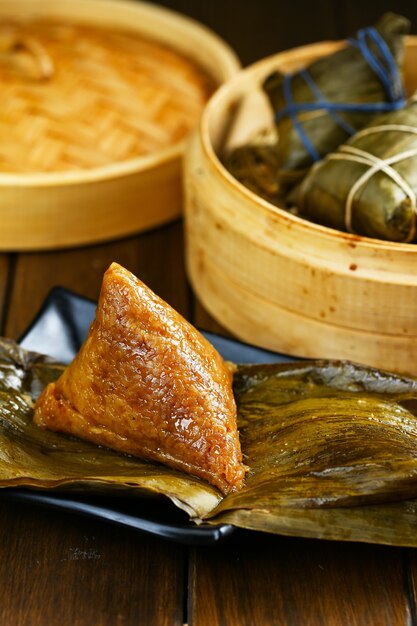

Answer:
[0,20,214,173]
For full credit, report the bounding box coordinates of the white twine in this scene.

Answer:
[326,124,417,242]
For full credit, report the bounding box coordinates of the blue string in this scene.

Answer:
[276,26,406,161]
[283,73,320,161]
[351,28,405,101]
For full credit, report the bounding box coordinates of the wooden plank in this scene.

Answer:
[190,535,411,626]
[4,221,189,339]
[0,499,184,626]
[193,299,232,336]
[0,255,11,333]
[403,550,417,625]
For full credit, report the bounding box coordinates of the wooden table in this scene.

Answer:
[0,220,416,625]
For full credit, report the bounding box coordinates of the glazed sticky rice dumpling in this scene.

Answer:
[33,263,245,494]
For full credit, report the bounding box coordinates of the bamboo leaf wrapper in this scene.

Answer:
[297,97,417,241]
[264,13,409,185]
[4,340,417,545]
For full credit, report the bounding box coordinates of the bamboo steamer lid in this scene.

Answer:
[184,37,417,376]
[0,0,240,250]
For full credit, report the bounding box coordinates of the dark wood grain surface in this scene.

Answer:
[2,1,417,624]
[190,536,413,626]
[0,500,185,626]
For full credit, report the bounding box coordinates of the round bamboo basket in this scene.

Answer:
[184,37,417,376]
[0,0,240,250]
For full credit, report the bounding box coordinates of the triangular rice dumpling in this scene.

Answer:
[33,263,245,494]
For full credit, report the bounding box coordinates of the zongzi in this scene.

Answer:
[297,96,417,241]
[33,263,245,495]
[263,13,409,187]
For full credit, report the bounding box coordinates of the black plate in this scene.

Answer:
[3,287,293,545]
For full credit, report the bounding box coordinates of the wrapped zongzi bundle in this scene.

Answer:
[297,96,417,242]
[33,263,245,495]
[263,13,409,188]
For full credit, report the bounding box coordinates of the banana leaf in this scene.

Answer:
[263,13,409,188]
[297,97,417,242]
[4,338,417,545]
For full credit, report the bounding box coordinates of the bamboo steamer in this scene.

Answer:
[0,0,239,250]
[184,37,417,375]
